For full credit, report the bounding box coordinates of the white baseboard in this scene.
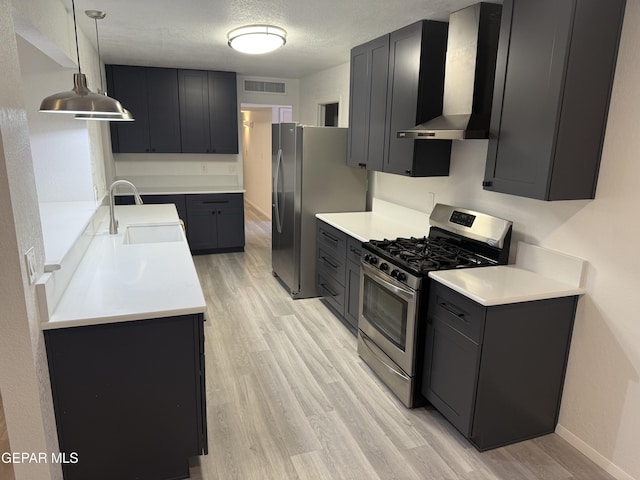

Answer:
[555,425,636,480]
[244,199,270,221]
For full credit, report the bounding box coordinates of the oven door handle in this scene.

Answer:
[360,333,410,381]
[361,262,415,302]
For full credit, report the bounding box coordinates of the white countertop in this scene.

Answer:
[429,266,585,306]
[429,242,586,306]
[40,204,206,329]
[316,199,430,242]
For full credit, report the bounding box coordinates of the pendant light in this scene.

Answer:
[39,0,129,117]
[227,25,287,54]
[75,10,134,121]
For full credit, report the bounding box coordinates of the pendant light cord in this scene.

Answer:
[93,17,104,93]
[71,0,82,75]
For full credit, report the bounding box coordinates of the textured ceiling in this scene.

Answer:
[72,0,501,79]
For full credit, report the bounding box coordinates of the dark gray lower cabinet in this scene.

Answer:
[116,193,245,254]
[186,193,245,253]
[44,314,207,480]
[423,282,578,450]
[316,220,362,332]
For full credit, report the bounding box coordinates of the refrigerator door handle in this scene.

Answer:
[274,148,283,234]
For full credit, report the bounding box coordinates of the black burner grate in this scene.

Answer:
[367,236,494,275]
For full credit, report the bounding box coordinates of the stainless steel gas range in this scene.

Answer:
[357,204,513,408]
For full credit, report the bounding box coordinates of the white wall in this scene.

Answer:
[299,63,350,127]
[0,0,66,478]
[17,38,95,202]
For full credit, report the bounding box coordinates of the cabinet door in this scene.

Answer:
[107,65,150,153]
[44,315,205,480]
[208,71,239,154]
[178,69,211,153]
[384,21,450,177]
[484,0,573,199]
[485,0,624,200]
[422,317,481,437]
[186,206,218,250]
[347,35,388,170]
[146,68,181,153]
[216,206,245,249]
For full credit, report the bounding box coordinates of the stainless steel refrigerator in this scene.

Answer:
[272,124,367,298]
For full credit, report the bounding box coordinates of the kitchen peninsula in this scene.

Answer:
[39,204,207,480]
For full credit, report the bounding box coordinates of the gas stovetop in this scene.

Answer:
[366,236,496,275]
[361,204,513,289]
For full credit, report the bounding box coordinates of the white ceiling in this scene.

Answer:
[72,0,501,79]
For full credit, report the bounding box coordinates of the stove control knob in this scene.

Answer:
[390,269,399,278]
[397,272,407,281]
[380,263,389,271]
[363,254,371,263]
[369,256,378,265]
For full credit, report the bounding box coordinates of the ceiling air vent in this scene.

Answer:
[243,79,286,94]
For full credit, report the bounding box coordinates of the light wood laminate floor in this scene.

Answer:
[189,204,612,480]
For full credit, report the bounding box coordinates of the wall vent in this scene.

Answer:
[244,79,286,94]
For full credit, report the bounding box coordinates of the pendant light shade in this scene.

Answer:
[74,10,135,121]
[39,0,132,118]
[41,73,128,115]
[227,25,287,54]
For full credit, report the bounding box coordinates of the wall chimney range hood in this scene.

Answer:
[397,3,502,140]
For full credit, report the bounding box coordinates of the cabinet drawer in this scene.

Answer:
[186,193,243,211]
[317,270,345,316]
[346,236,363,264]
[317,221,347,259]
[317,247,346,286]
[429,283,486,344]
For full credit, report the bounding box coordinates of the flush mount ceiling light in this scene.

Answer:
[227,25,287,54]
[75,9,134,121]
[39,0,129,117]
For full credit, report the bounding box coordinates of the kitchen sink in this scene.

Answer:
[123,224,184,245]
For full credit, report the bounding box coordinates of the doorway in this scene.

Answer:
[241,103,292,221]
[319,102,339,127]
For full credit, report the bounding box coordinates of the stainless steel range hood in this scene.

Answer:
[397,3,502,140]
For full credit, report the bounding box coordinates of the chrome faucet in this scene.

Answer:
[109,180,143,234]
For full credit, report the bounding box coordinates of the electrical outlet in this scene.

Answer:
[25,247,37,285]
[427,192,436,211]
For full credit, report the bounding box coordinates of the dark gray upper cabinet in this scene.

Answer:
[107,65,181,153]
[347,35,389,171]
[178,70,239,154]
[484,0,626,200]
[384,21,452,177]
[348,20,451,177]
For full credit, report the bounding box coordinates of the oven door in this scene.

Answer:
[359,262,419,375]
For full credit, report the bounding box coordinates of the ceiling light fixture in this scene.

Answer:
[75,10,134,121]
[227,25,287,55]
[39,0,129,117]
